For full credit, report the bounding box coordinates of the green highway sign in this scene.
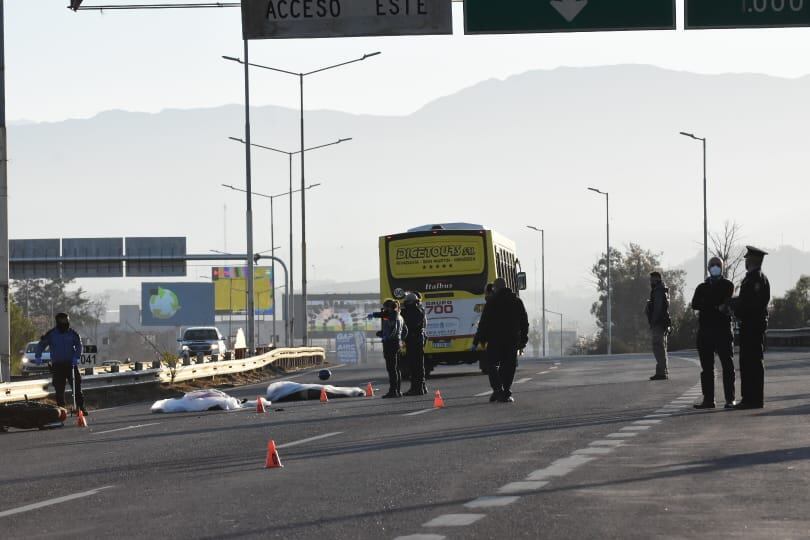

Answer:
[686,0,810,29]
[464,0,676,34]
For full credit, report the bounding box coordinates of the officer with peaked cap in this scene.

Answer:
[729,246,771,409]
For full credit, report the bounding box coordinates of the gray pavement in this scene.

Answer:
[1,351,809,539]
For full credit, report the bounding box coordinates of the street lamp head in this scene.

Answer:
[228,136,245,144]
[222,55,243,64]
[307,183,322,189]
[527,225,541,232]
[337,137,353,144]
[587,187,606,195]
[363,51,382,59]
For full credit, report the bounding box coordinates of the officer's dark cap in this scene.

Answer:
[744,246,768,258]
[55,312,70,321]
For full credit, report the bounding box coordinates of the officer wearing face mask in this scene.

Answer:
[691,257,736,409]
[729,246,771,410]
[35,313,86,415]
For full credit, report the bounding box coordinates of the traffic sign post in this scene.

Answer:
[241,0,453,39]
[686,0,810,29]
[464,0,675,34]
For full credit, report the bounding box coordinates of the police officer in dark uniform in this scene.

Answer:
[401,292,428,396]
[691,257,736,409]
[729,246,771,410]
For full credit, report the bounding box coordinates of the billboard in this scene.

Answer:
[212,266,274,315]
[141,283,215,327]
[295,294,380,339]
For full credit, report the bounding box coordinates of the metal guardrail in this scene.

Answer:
[0,347,325,405]
[766,328,810,347]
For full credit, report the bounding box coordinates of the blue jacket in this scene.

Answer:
[36,328,83,366]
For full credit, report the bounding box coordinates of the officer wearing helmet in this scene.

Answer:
[35,313,86,415]
[691,257,736,409]
[401,292,428,396]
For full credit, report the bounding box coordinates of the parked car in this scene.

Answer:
[177,327,228,361]
[20,341,50,375]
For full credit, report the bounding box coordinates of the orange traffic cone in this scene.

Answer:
[433,390,445,409]
[320,387,329,404]
[265,440,284,469]
[365,382,374,398]
[76,410,88,428]
[256,397,266,414]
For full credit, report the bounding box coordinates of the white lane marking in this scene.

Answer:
[633,419,663,425]
[403,408,438,417]
[526,455,594,481]
[513,378,532,384]
[92,423,160,435]
[0,486,113,518]
[607,432,639,438]
[474,391,493,397]
[536,370,551,375]
[423,514,486,527]
[394,535,446,540]
[655,409,679,414]
[645,414,671,419]
[573,447,614,456]
[498,481,549,494]
[621,425,651,431]
[590,440,625,447]
[464,496,520,509]
[276,432,343,449]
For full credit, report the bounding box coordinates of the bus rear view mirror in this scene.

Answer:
[516,272,528,291]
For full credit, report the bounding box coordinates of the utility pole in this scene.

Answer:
[242,39,256,354]
[0,1,10,382]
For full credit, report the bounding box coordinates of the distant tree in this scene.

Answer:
[528,318,543,355]
[10,301,38,375]
[769,276,810,329]
[11,279,107,336]
[710,221,745,285]
[590,243,689,353]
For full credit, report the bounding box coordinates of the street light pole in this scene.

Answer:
[227,136,350,345]
[223,53,379,346]
[588,188,611,355]
[680,131,709,278]
[239,39,256,355]
[221,182,321,347]
[527,226,545,357]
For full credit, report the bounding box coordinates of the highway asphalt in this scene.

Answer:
[2,351,809,539]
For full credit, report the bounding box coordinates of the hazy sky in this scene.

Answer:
[6,1,810,123]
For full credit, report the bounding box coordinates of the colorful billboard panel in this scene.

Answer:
[141,283,215,327]
[212,266,273,315]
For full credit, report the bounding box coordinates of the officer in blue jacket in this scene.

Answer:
[36,313,86,415]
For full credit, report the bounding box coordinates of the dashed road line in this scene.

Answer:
[403,408,438,417]
[621,425,651,432]
[634,419,663,425]
[0,486,114,518]
[464,496,520,509]
[573,447,615,456]
[92,423,160,435]
[474,391,493,397]
[423,514,486,527]
[590,440,625,447]
[536,370,551,375]
[513,378,532,385]
[498,481,549,495]
[607,432,639,438]
[276,432,342,449]
[394,535,446,540]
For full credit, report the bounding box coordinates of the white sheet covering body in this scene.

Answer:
[151,389,268,413]
[266,381,366,402]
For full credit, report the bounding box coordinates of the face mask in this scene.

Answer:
[709,266,722,278]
